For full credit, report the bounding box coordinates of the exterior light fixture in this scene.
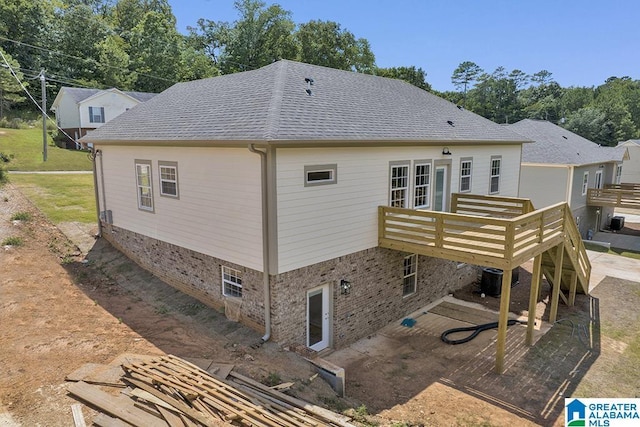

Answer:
[340,279,351,295]
[442,147,452,155]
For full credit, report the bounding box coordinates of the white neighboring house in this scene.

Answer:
[617,139,640,183]
[509,119,628,237]
[51,87,156,148]
[81,60,533,352]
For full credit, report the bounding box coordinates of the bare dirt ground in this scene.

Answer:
[1,181,639,427]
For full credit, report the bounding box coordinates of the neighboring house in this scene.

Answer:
[617,139,640,183]
[81,60,534,352]
[509,119,627,237]
[51,87,156,148]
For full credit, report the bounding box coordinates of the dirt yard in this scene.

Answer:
[1,181,639,426]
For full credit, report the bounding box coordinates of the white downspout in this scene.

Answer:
[248,144,271,342]
[90,148,102,237]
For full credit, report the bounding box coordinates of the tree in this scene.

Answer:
[375,66,431,91]
[190,0,297,74]
[564,107,613,145]
[128,10,182,92]
[465,66,527,123]
[451,61,482,104]
[295,20,375,73]
[0,48,26,118]
[96,34,136,89]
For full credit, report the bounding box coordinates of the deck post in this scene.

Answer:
[495,268,513,374]
[526,254,543,346]
[549,242,564,323]
[568,271,577,306]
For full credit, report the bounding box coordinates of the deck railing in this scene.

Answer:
[451,193,535,218]
[587,183,640,209]
[379,195,590,293]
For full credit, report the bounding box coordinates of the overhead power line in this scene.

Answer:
[0,35,176,85]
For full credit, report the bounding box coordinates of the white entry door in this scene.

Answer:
[434,165,449,212]
[307,284,330,351]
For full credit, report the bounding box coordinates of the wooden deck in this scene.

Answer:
[378,193,591,373]
[587,183,640,209]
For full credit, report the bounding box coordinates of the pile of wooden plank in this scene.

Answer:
[67,354,355,427]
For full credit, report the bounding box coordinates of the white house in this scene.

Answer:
[51,87,156,148]
[82,60,534,352]
[509,119,627,237]
[617,139,640,183]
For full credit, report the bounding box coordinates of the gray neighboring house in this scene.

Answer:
[81,60,532,352]
[51,87,157,148]
[509,119,627,238]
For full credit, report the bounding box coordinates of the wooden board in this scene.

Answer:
[67,381,168,427]
[428,301,499,325]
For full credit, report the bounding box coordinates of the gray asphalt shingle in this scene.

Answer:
[82,60,530,144]
[508,119,625,165]
[60,87,156,103]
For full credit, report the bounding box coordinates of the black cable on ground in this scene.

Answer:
[441,319,524,345]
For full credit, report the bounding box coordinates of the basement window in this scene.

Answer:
[304,164,337,187]
[402,254,417,297]
[222,266,242,298]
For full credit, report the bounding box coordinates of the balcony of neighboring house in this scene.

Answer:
[378,193,591,373]
[587,183,640,210]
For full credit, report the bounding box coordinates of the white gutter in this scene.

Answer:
[248,144,271,342]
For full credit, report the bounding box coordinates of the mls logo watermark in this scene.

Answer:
[565,398,640,426]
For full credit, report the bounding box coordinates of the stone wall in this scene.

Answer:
[101,224,478,350]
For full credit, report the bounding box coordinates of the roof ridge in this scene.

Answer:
[264,61,287,140]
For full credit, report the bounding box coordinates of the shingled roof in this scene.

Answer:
[82,60,530,145]
[508,119,625,165]
[55,87,157,104]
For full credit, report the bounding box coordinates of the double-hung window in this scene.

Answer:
[402,254,417,296]
[581,172,589,196]
[135,160,154,212]
[159,161,179,198]
[414,162,431,208]
[489,156,501,194]
[390,163,409,208]
[460,158,472,193]
[89,106,105,123]
[222,266,242,297]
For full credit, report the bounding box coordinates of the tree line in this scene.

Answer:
[1,0,638,145]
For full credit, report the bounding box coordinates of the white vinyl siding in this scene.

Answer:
[135,160,153,212]
[459,158,472,192]
[276,145,522,273]
[99,146,263,271]
[413,162,431,208]
[519,165,571,208]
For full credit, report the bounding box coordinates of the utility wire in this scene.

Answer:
[0,35,176,85]
[0,50,76,143]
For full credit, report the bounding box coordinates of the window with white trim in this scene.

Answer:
[89,106,105,123]
[581,172,589,196]
[615,165,623,184]
[413,162,431,208]
[489,156,501,194]
[460,158,472,192]
[304,164,337,186]
[135,160,153,212]
[402,254,417,296]
[390,163,409,208]
[159,161,179,198]
[222,266,242,297]
[595,170,603,189]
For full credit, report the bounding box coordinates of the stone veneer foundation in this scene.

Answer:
[102,224,479,350]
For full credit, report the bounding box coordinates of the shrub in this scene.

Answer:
[2,236,23,246]
[10,212,31,221]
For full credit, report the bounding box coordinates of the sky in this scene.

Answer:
[168,0,640,92]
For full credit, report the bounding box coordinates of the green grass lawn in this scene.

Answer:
[0,127,92,171]
[9,173,96,224]
[584,241,640,260]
